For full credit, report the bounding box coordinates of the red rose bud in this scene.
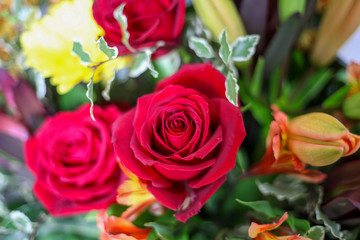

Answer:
[112,63,246,222]
[92,0,185,58]
[287,113,360,166]
[25,104,126,216]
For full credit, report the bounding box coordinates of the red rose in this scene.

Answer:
[92,0,185,58]
[25,104,125,216]
[112,63,246,222]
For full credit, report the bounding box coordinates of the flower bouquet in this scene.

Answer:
[1,0,360,239]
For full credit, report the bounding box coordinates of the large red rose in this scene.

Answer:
[25,104,126,216]
[92,0,185,58]
[112,63,246,222]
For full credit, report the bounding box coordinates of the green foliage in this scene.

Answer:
[343,92,360,119]
[72,41,92,63]
[58,85,88,111]
[315,207,344,239]
[322,84,350,109]
[86,75,95,121]
[8,211,33,234]
[256,175,307,202]
[113,3,135,52]
[306,226,325,240]
[231,35,260,62]
[287,69,333,112]
[188,37,215,59]
[225,72,239,106]
[96,36,118,59]
[219,29,232,66]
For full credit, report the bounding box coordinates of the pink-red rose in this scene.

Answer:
[92,0,185,58]
[25,104,125,216]
[112,63,246,222]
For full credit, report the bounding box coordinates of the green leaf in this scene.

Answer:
[249,57,265,96]
[235,199,280,218]
[86,75,96,121]
[72,41,92,63]
[306,226,325,240]
[113,3,135,53]
[315,207,344,239]
[153,50,181,80]
[129,52,148,78]
[286,215,310,234]
[145,222,174,240]
[58,85,88,111]
[269,67,281,103]
[188,37,215,59]
[225,72,239,106]
[289,69,333,112]
[96,36,118,59]
[144,49,159,78]
[322,84,350,109]
[101,71,116,101]
[236,150,248,173]
[0,199,9,217]
[9,211,33,234]
[343,92,360,119]
[264,14,300,76]
[256,175,307,202]
[219,29,232,66]
[278,0,306,22]
[231,35,260,62]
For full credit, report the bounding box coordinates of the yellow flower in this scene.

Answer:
[20,0,132,94]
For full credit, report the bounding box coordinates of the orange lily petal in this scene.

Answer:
[248,212,288,238]
[97,210,151,240]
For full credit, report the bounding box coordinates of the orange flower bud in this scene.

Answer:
[287,113,360,166]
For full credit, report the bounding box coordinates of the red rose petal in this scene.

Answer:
[155,63,227,99]
[189,99,246,188]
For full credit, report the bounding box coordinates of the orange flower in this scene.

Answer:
[248,212,310,240]
[347,61,360,96]
[249,106,360,183]
[97,211,151,240]
[249,106,326,183]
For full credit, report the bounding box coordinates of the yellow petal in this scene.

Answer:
[20,0,131,94]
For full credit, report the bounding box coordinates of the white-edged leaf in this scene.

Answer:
[189,37,215,59]
[0,200,9,217]
[256,175,307,202]
[113,3,136,53]
[219,29,232,66]
[86,75,96,121]
[72,41,92,63]
[101,71,116,101]
[129,52,148,78]
[231,35,260,62]
[315,207,344,239]
[9,211,33,234]
[0,171,9,191]
[225,72,239,106]
[97,36,118,59]
[306,226,325,240]
[144,49,159,78]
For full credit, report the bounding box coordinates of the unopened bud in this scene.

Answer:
[287,113,360,166]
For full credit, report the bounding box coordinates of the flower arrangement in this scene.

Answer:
[1,0,360,239]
